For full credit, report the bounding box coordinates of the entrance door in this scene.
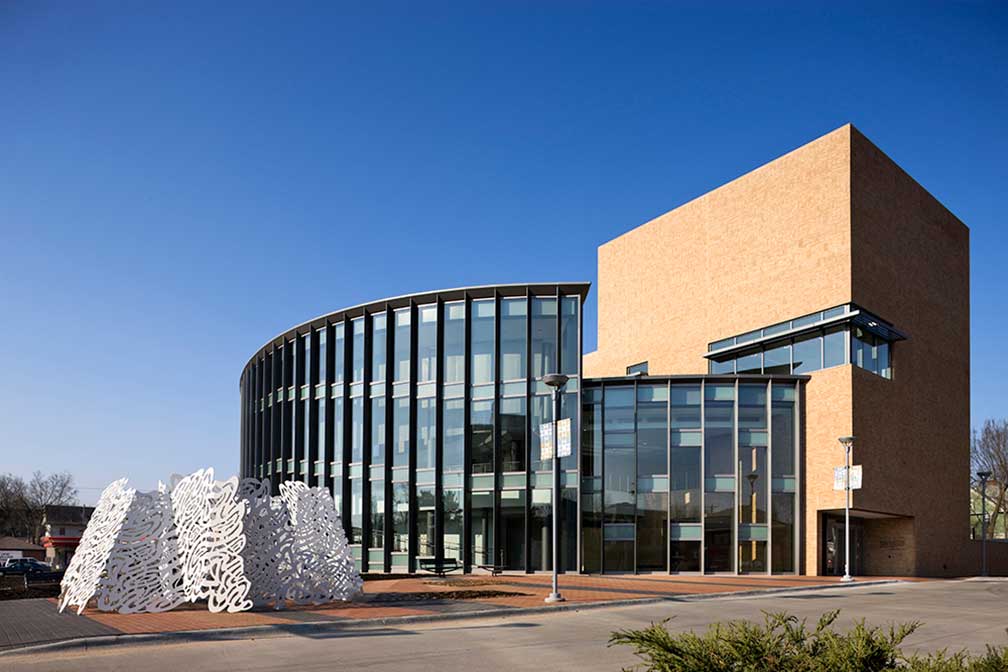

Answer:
[823,515,864,576]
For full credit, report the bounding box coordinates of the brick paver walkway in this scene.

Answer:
[0,574,912,652]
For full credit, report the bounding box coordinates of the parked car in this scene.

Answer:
[0,557,64,589]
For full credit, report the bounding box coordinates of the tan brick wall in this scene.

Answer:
[585,125,853,379]
[801,366,852,575]
[863,518,916,576]
[850,129,972,575]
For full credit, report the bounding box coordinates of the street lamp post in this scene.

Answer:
[838,436,855,583]
[978,469,992,577]
[543,373,569,604]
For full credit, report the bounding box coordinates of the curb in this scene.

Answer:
[1,579,903,658]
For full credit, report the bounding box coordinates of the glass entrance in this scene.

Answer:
[823,514,864,576]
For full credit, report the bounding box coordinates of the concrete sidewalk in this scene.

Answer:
[0,574,909,654]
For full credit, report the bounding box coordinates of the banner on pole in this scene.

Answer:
[556,417,572,458]
[539,421,554,461]
[833,465,863,491]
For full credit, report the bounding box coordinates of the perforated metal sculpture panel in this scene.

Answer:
[59,469,361,615]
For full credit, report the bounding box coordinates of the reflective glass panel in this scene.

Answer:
[500,397,526,472]
[443,488,463,561]
[444,302,465,384]
[582,388,603,479]
[393,483,409,552]
[393,397,409,468]
[318,329,327,385]
[823,326,846,368]
[736,350,761,375]
[763,343,790,375]
[371,396,385,464]
[370,480,384,548]
[417,304,437,382]
[792,333,822,374]
[531,297,557,378]
[333,324,345,383]
[470,491,494,567]
[670,385,701,429]
[704,384,734,478]
[417,398,436,470]
[636,385,667,476]
[351,396,364,463]
[771,494,795,573]
[500,490,526,570]
[352,318,364,382]
[529,488,552,571]
[670,541,701,572]
[670,442,701,523]
[350,478,363,543]
[371,313,387,381]
[560,296,579,375]
[470,399,494,474]
[443,398,464,472]
[471,300,495,384]
[501,298,527,380]
[393,309,410,382]
[704,492,733,572]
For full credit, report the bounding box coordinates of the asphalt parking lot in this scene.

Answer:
[5,579,1007,672]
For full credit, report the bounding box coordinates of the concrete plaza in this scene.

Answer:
[3,578,1006,670]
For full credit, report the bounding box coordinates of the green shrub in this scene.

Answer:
[608,611,1008,671]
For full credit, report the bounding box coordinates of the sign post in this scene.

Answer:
[837,437,857,582]
[540,373,569,604]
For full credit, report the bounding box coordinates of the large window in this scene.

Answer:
[417,397,436,470]
[444,302,465,384]
[371,396,385,464]
[471,300,495,385]
[560,296,579,375]
[443,398,464,472]
[501,298,527,381]
[318,328,327,386]
[393,309,410,382]
[531,298,557,378]
[707,305,898,379]
[417,304,437,382]
[350,395,364,463]
[351,318,364,383]
[393,397,409,468]
[372,313,387,381]
[333,324,345,383]
[470,399,494,474]
[500,396,526,472]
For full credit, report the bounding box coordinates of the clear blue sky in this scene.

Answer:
[2,3,1005,504]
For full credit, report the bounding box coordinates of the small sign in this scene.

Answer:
[0,550,22,563]
[556,417,572,458]
[833,465,863,491]
[539,421,554,461]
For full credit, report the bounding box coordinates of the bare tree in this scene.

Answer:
[0,474,30,538]
[971,419,1008,538]
[19,472,79,543]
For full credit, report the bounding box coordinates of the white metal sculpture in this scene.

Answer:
[59,469,361,615]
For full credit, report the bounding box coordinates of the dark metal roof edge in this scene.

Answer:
[583,373,811,383]
[241,282,592,376]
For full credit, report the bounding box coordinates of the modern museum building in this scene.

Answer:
[239,125,999,577]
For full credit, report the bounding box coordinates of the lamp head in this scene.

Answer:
[838,436,855,449]
[542,373,569,389]
[978,470,992,481]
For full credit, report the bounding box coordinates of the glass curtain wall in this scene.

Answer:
[243,286,584,575]
[581,378,799,575]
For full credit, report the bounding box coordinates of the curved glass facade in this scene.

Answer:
[240,283,804,575]
[240,284,586,573]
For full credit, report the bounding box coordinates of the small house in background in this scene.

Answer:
[40,505,95,570]
[0,536,45,563]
